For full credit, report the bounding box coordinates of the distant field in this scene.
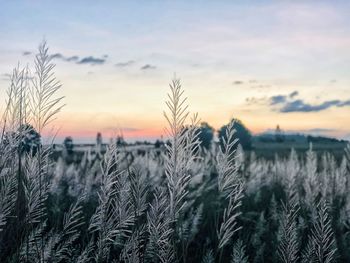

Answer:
[252,141,348,160]
[51,140,349,163]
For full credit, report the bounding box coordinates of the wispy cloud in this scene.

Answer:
[285,99,350,112]
[270,91,350,112]
[115,60,135,67]
[270,95,287,105]
[233,80,243,85]
[51,53,65,60]
[50,53,106,65]
[249,91,350,113]
[289,91,298,98]
[67,56,79,62]
[245,96,267,105]
[77,56,106,65]
[140,64,156,70]
[50,53,79,62]
[270,91,298,105]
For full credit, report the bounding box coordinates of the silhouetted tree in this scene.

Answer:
[218,119,252,150]
[154,139,164,149]
[63,136,74,154]
[198,122,214,150]
[116,136,127,147]
[4,124,42,155]
[62,136,74,163]
[275,125,285,142]
[96,132,103,145]
[95,132,103,157]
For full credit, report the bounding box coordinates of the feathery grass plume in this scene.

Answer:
[218,183,243,250]
[0,174,17,232]
[344,144,350,221]
[146,187,174,263]
[319,153,335,200]
[181,203,203,245]
[128,166,148,220]
[163,78,200,262]
[285,149,299,195]
[120,232,140,263]
[163,78,200,222]
[201,249,215,263]
[304,143,318,211]
[112,166,135,247]
[231,239,248,263]
[30,41,64,133]
[115,204,147,262]
[245,152,266,195]
[18,220,47,262]
[277,191,299,263]
[119,166,149,263]
[19,149,51,262]
[235,144,245,172]
[89,143,133,262]
[76,239,94,263]
[91,144,134,261]
[269,194,279,223]
[332,159,346,202]
[120,225,147,263]
[181,203,203,261]
[3,66,31,244]
[311,199,337,263]
[2,65,31,138]
[277,149,301,263]
[17,41,64,262]
[321,153,339,200]
[216,120,243,252]
[23,150,51,226]
[216,120,239,194]
[20,195,84,263]
[50,195,85,262]
[301,237,316,263]
[345,144,350,173]
[0,49,35,262]
[252,212,267,263]
[89,143,120,261]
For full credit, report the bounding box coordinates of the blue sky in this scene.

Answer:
[1,1,350,141]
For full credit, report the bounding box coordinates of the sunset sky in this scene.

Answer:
[1,1,350,142]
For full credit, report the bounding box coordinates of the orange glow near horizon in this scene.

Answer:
[1,1,350,142]
[55,126,164,140]
[46,106,350,142]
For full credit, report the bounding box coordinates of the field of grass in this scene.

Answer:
[1,43,350,263]
[253,141,348,160]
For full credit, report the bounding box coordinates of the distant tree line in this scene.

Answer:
[12,118,253,154]
[198,119,252,150]
[15,118,346,156]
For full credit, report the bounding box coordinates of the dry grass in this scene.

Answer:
[0,42,349,263]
